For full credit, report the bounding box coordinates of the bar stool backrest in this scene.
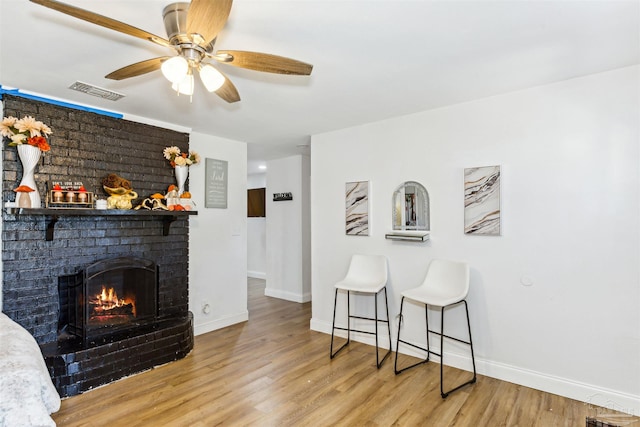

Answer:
[343,254,388,289]
[422,259,470,300]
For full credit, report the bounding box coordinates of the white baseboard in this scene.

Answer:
[264,287,311,303]
[247,271,266,280]
[309,317,640,416]
[194,311,249,336]
[480,359,640,418]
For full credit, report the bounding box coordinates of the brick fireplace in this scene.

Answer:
[1,94,194,396]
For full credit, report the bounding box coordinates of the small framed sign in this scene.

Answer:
[205,158,228,209]
[273,192,293,201]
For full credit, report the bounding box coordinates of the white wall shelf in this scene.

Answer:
[384,231,430,242]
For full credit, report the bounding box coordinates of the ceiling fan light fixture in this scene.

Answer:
[171,73,195,96]
[161,56,188,84]
[199,64,225,92]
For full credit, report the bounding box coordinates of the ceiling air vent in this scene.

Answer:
[69,81,125,101]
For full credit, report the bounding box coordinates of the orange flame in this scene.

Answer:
[93,286,136,316]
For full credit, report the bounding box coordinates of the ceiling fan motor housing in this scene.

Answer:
[163,2,212,63]
[162,3,189,43]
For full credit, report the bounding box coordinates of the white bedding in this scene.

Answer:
[0,312,61,427]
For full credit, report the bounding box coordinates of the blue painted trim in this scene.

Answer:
[0,85,124,118]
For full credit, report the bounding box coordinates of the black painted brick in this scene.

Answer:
[2,95,191,344]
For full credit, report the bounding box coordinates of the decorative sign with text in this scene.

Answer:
[205,158,228,209]
[273,192,293,202]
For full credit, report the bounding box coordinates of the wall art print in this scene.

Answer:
[464,165,501,236]
[345,181,369,236]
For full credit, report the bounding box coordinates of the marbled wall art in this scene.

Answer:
[345,181,369,236]
[464,166,501,236]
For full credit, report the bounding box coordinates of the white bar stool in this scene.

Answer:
[394,259,477,397]
[330,254,392,368]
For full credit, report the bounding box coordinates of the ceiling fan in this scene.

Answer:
[29,0,313,103]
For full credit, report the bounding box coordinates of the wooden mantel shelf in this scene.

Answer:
[5,207,197,240]
[5,207,198,217]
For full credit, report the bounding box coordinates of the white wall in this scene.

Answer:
[301,156,311,300]
[310,66,640,413]
[265,155,311,302]
[248,173,266,189]
[189,132,248,335]
[248,173,266,279]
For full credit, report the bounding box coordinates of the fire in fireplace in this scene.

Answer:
[59,257,158,342]
[89,285,136,323]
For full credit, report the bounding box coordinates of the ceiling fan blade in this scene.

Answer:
[215,72,240,103]
[187,0,233,45]
[29,0,172,48]
[105,57,170,80]
[214,50,313,75]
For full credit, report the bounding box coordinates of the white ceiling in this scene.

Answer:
[1,0,638,174]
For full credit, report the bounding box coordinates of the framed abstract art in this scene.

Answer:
[464,166,501,236]
[345,181,369,236]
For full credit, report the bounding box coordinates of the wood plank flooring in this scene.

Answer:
[52,278,638,426]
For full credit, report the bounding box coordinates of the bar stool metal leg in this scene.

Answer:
[439,300,477,398]
[395,299,477,398]
[394,297,430,374]
[375,287,391,368]
[331,287,391,368]
[383,287,392,365]
[330,289,351,359]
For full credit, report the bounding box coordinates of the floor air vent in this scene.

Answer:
[69,81,125,101]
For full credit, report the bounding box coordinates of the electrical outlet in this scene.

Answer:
[202,303,211,314]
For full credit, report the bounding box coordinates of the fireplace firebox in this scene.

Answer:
[59,257,158,342]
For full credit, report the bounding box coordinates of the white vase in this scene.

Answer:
[17,144,41,208]
[174,165,189,196]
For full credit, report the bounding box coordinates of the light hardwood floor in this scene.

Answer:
[52,278,637,426]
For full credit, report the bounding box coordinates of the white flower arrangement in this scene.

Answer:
[1,115,52,151]
[163,146,201,167]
